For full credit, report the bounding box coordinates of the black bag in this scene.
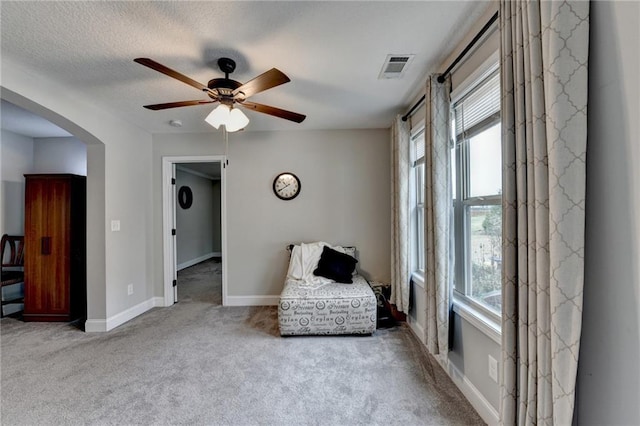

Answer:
[370,283,396,329]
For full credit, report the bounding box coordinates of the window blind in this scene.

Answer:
[412,129,425,166]
[454,70,500,139]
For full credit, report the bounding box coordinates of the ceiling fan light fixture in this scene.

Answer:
[225,108,249,132]
[204,104,249,132]
[205,104,231,129]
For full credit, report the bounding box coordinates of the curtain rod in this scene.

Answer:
[402,10,499,122]
[437,11,499,83]
[401,94,425,122]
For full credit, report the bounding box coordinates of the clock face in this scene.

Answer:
[273,172,301,200]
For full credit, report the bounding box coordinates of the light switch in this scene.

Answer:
[111,220,121,232]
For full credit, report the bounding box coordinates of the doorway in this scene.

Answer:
[162,156,227,307]
[174,162,222,304]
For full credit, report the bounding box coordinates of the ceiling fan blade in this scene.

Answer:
[135,58,210,93]
[143,100,216,110]
[241,101,306,123]
[233,68,290,99]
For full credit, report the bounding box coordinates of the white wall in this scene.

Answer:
[212,181,222,253]
[0,129,33,235]
[175,168,217,268]
[103,125,153,318]
[576,1,640,424]
[33,137,87,176]
[153,129,391,301]
[2,56,154,327]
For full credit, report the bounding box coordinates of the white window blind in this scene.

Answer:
[454,70,500,139]
[412,129,425,166]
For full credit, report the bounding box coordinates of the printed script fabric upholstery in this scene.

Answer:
[500,1,589,425]
[390,115,411,312]
[279,275,377,336]
[424,75,452,358]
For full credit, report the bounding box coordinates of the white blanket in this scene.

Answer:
[286,241,347,286]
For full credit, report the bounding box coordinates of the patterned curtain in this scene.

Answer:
[390,115,410,312]
[500,1,589,425]
[424,75,452,357]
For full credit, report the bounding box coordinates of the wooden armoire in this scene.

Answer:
[23,174,86,322]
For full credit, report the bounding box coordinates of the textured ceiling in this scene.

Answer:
[0,1,489,135]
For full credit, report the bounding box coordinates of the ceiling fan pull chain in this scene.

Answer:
[224,127,229,166]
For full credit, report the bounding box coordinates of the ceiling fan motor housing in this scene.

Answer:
[208,58,243,101]
[218,57,236,75]
[207,78,242,100]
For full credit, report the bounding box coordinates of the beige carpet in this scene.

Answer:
[1,260,484,425]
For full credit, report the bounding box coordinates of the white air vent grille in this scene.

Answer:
[379,54,415,79]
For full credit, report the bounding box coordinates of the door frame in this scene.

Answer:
[162,155,227,307]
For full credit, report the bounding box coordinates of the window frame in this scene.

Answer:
[409,121,426,278]
[451,56,502,329]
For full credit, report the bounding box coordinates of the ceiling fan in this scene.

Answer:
[134,57,306,129]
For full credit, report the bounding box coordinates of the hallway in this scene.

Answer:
[176,257,222,305]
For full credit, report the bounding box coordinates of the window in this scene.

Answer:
[410,127,425,273]
[451,65,502,319]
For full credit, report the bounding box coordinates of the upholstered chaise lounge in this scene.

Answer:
[278,242,377,336]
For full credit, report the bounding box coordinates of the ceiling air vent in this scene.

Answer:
[379,54,415,79]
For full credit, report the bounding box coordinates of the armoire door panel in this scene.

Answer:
[47,283,70,313]
[24,178,48,315]
[47,179,71,314]
[23,174,86,322]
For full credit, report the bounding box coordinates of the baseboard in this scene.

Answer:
[150,296,168,307]
[86,294,275,330]
[85,296,164,332]
[445,360,500,425]
[406,319,499,426]
[225,295,279,306]
[407,314,426,345]
[177,252,220,271]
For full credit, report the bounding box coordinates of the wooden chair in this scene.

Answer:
[1,234,25,317]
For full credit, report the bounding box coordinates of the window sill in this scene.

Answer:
[452,298,501,345]
[411,270,425,289]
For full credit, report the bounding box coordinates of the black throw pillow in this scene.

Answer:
[313,246,358,283]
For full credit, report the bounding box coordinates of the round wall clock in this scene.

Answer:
[273,172,301,200]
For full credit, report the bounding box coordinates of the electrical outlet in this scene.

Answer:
[488,355,498,383]
[127,284,133,295]
[111,220,121,232]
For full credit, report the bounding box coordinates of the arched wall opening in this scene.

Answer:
[1,87,107,322]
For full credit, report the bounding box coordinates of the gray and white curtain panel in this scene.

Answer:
[390,115,411,313]
[499,1,589,424]
[424,75,452,359]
